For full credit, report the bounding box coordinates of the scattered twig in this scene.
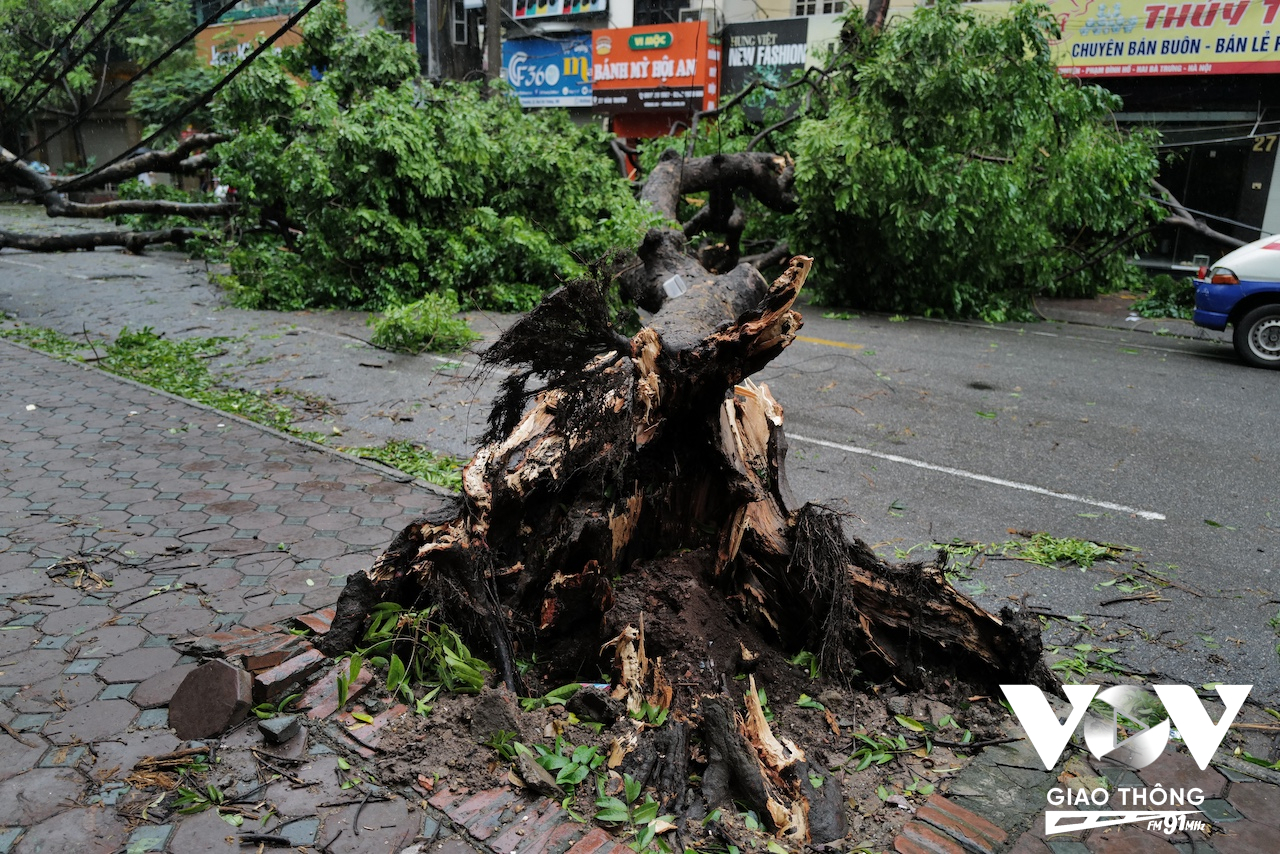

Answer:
[319,828,343,854]
[316,795,390,809]
[352,789,374,835]
[237,833,294,847]
[1099,592,1168,607]
[249,749,307,786]
[922,735,1023,751]
[0,721,37,747]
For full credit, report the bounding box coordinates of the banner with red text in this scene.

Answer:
[970,0,1280,77]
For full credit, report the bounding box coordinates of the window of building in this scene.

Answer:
[793,0,845,14]
[196,0,303,24]
[452,0,468,45]
[634,0,691,26]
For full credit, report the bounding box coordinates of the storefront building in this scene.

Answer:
[1026,0,1280,268]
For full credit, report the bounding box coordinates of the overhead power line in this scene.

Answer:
[10,0,152,126]
[59,0,326,193]
[17,0,246,162]
[6,0,114,112]
[1144,195,1266,233]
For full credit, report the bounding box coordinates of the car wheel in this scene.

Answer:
[1233,305,1280,369]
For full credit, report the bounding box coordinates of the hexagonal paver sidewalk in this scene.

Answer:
[0,339,543,853]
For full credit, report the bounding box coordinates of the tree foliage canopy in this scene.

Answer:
[0,0,201,151]
[213,1,658,312]
[6,0,1163,323]
[790,1,1162,320]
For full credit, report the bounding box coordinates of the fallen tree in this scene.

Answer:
[0,137,233,252]
[317,154,1055,843]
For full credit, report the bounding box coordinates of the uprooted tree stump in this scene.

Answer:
[320,235,1055,842]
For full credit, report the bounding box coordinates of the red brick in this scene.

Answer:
[334,703,407,750]
[565,826,617,854]
[544,823,586,851]
[294,607,335,635]
[234,633,311,672]
[894,837,936,854]
[253,647,326,703]
[895,821,965,854]
[923,795,1009,845]
[463,792,519,842]
[429,787,468,811]
[200,626,263,646]
[490,799,568,854]
[917,800,1005,854]
[300,661,372,719]
[447,788,521,825]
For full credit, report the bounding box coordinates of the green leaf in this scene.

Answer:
[895,714,926,732]
[796,694,826,711]
[387,653,407,694]
[594,802,629,823]
[556,763,590,786]
[544,683,582,702]
[632,799,659,824]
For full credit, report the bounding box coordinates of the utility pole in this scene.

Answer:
[486,0,501,82]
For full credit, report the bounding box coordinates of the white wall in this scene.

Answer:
[1264,155,1280,237]
[347,0,384,32]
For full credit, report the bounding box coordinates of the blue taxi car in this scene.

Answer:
[1194,233,1280,369]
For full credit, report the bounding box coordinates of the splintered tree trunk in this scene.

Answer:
[325,255,1047,686]
[322,255,1052,841]
[322,152,1053,846]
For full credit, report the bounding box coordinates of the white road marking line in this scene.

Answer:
[0,257,47,270]
[788,433,1166,521]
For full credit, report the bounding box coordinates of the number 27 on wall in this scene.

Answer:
[1253,135,1277,152]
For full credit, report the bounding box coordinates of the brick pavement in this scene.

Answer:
[0,339,628,854]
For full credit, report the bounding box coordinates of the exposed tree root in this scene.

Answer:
[319,253,1052,845]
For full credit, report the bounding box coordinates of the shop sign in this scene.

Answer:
[629,31,673,50]
[512,0,606,22]
[194,16,302,67]
[967,0,1280,77]
[502,36,593,107]
[722,18,810,119]
[592,22,720,114]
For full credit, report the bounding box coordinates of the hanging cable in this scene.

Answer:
[5,0,114,114]
[9,0,150,127]
[59,0,326,194]
[17,0,246,162]
[1144,195,1267,233]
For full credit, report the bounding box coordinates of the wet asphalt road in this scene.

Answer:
[763,312,1279,700]
[1,205,1277,701]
